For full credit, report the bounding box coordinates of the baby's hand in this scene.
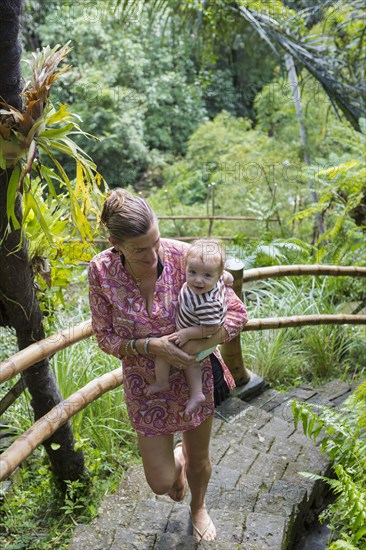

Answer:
[223,270,234,287]
[168,330,190,347]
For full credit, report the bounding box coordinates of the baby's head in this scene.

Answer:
[185,238,225,295]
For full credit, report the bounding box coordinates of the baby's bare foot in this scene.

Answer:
[191,507,216,542]
[145,382,170,396]
[184,392,205,415]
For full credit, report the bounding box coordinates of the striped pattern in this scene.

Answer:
[177,277,227,329]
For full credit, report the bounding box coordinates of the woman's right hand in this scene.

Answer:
[148,335,199,368]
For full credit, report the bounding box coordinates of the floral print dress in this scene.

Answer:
[88,239,247,437]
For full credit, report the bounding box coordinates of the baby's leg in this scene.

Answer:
[184,365,205,415]
[146,356,171,395]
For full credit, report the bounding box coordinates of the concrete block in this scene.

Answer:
[218,443,259,474]
[210,438,231,465]
[268,437,302,462]
[242,430,275,454]
[110,528,155,549]
[258,416,295,440]
[209,507,245,544]
[68,524,113,549]
[243,512,287,549]
[129,499,173,535]
[165,503,191,536]
[115,466,153,501]
[155,532,195,549]
[248,454,288,482]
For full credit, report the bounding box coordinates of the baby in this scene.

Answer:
[146,238,233,415]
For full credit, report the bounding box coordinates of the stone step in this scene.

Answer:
[68,380,354,550]
[247,379,352,420]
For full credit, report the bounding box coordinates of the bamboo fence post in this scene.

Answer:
[0,367,123,482]
[221,258,251,385]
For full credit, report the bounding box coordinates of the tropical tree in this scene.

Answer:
[0,0,101,482]
[114,0,364,129]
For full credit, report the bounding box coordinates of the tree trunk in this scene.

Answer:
[0,0,84,483]
[285,53,326,241]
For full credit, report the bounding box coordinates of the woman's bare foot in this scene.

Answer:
[168,442,186,502]
[191,506,216,542]
[184,392,205,416]
[145,382,170,396]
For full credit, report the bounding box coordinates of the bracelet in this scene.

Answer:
[124,340,130,355]
[130,339,139,356]
[143,337,151,354]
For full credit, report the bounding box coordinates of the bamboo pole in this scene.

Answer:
[88,215,279,221]
[2,314,365,385]
[243,265,366,283]
[221,259,251,385]
[0,320,93,384]
[157,216,278,221]
[0,367,123,482]
[243,315,366,331]
[0,378,25,416]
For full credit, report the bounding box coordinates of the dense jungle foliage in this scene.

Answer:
[0,1,365,548]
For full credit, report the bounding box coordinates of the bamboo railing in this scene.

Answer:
[0,368,123,481]
[242,264,366,282]
[0,320,93,385]
[0,263,366,481]
[222,262,366,384]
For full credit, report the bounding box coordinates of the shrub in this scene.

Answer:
[292,382,366,549]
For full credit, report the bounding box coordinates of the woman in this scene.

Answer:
[88,189,248,542]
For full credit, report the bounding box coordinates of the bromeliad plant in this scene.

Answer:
[0,42,103,246]
[0,42,105,318]
[292,382,366,549]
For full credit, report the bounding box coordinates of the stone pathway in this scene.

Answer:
[69,380,354,549]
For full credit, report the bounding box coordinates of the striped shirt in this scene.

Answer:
[177,277,227,329]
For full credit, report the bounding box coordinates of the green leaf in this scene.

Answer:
[47,103,73,125]
[292,402,299,429]
[355,524,366,542]
[39,123,75,140]
[301,409,309,435]
[50,443,61,451]
[25,191,54,244]
[308,416,315,439]
[5,165,21,233]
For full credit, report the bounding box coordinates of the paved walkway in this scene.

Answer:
[69,379,354,549]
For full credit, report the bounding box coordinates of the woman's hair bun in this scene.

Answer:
[101,188,127,225]
[101,188,156,241]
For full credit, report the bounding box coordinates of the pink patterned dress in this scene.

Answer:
[88,239,247,437]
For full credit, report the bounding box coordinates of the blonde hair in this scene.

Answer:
[186,238,225,272]
[101,188,156,243]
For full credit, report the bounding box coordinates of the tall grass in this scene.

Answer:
[50,337,137,460]
[0,314,139,550]
[242,277,366,388]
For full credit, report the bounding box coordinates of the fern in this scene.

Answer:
[292,381,366,548]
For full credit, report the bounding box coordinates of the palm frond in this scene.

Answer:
[230,4,365,131]
[113,0,365,131]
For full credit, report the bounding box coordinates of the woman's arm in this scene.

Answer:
[221,287,248,341]
[147,336,199,367]
[169,324,221,346]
